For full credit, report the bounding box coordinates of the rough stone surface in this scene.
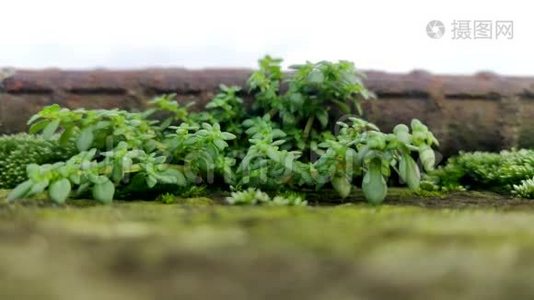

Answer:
[2,68,534,155]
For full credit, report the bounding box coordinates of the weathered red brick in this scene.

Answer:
[2,68,534,155]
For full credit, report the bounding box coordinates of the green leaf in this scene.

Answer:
[316,110,329,128]
[419,145,435,172]
[77,128,94,151]
[362,159,388,204]
[163,169,187,186]
[398,154,420,190]
[30,179,50,195]
[69,174,81,185]
[27,114,41,125]
[26,164,41,181]
[49,179,71,204]
[393,124,411,144]
[308,70,324,84]
[7,180,33,202]
[160,118,173,129]
[111,162,123,184]
[76,183,90,196]
[411,119,427,131]
[221,132,236,140]
[332,175,351,198]
[92,179,115,204]
[59,127,75,144]
[213,139,228,151]
[367,132,386,150]
[42,119,60,139]
[332,100,351,114]
[29,119,49,134]
[146,176,157,188]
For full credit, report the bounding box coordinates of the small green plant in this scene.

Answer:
[158,193,177,204]
[247,55,284,113]
[236,121,312,189]
[164,122,236,184]
[226,188,271,205]
[27,104,159,152]
[203,85,246,134]
[271,193,307,206]
[423,149,534,194]
[6,55,440,205]
[512,177,534,199]
[7,142,185,204]
[247,56,374,152]
[315,118,438,204]
[0,134,76,188]
[226,188,307,206]
[147,94,193,129]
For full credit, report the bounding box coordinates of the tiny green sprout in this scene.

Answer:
[271,193,307,206]
[159,193,177,204]
[226,188,270,205]
[226,188,307,206]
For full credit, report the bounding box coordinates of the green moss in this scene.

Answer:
[1,192,534,299]
[0,134,76,189]
[175,196,217,206]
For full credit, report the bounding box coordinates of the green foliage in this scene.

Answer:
[512,177,534,199]
[247,56,374,152]
[6,55,439,205]
[7,143,184,204]
[28,104,159,152]
[271,193,307,206]
[236,119,312,189]
[315,118,438,203]
[147,94,193,129]
[424,149,534,194]
[226,188,271,205]
[0,134,75,188]
[203,85,246,134]
[164,122,236,184]
[247,55,284,112]
[286,60,373,118]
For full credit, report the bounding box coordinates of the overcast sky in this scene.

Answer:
[0,0,530,75]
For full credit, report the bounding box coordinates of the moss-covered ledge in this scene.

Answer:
[1,190,534,299]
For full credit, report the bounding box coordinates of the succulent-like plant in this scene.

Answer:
[315,118,438,204]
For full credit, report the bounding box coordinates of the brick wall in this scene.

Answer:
[1,68,534,155]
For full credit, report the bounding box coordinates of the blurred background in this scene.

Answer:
[0,0,529,74]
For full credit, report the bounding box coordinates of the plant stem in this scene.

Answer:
[303,116,315,139]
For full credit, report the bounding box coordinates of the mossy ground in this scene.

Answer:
[2,189,534,299]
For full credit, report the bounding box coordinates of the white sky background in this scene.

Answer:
[0,0,531,75]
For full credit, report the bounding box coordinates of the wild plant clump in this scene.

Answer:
[226,188,307,206]
[423,149,534,196]
[5,56,439,205]
[0,134,76,189]
[512,177,534,199]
